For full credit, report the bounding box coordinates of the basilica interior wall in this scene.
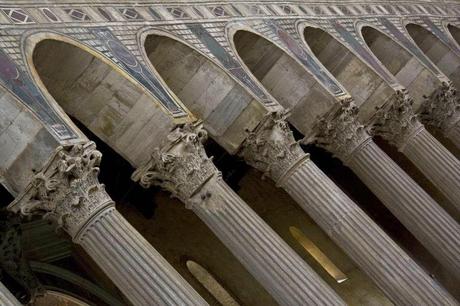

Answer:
[32,39,176,167]
[362,26,440,110]
[144,34,267,153]
[302,26,396,122]
[406,23,460,89]
[0,87,58,195]
[0,1,460,305]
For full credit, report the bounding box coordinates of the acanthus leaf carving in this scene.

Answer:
[8,142,114,240]
[420,81,460,136]
[304,98,371,163]
[132,123,222,211]
[239,111,308,185]
[371,89,423,150]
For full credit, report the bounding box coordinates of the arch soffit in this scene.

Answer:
[225,20,350,102]
[353,20,425,89]
[400,18,460,71]
[440,20,460,55]
[137,26,270,108]
[296,19,397,90]
[23,30,192,127]
[357,20,448,79]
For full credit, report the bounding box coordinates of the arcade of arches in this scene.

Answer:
[0,1,460,305]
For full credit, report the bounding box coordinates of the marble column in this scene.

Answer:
[372,89,460,211]
[240,112,458,305]
[420,81,460,148]
[309,100,460,276]
[8,142,207,306]
[0,282,21,306]
[132,124,345,306]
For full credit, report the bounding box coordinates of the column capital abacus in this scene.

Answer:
[239,111,308,185]
[305,98,371,163]
[132,123,221,211]
[8,142,114,240]
[371,89,424,150]
[420,81,460,135]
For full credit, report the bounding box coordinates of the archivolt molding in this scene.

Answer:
[296,18,401,91]
[21,27,192,138]
[229,19,349,99]
[359,18,450,81]
[442,20,460,54]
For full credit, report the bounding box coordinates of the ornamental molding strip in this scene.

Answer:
[370,89,424,150]
[420,81,460,134]
[132,123,222,211]
[304,98,372,163]
[240,111,308,185]
[7,142,115,240]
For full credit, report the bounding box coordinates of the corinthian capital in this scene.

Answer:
[305,98,371,163]
[420,81,460,134]
[8,142,114,240]
[132,123,220,210]
[371,89,423,149]
[240,111,307,184]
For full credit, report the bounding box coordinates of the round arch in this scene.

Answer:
[405,22,460,89]
[230,27,339,135]
[299,22,395,119]
[27,32,177,167]
[141,29,267,153]
[360,24,441,109]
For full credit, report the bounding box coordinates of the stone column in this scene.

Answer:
[8,142,207,306]
[132,124,345,306]
[240,112,457,305]
[309,100,460,276]
[0,282,21,306]
[420,81,460,148]
[372,89,460,211]
[0,212,44,304]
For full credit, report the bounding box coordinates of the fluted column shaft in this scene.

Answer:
[281,159,458,305]
[348,140,460,275]
[192,175,344,306]
[133,124,345,306]
[313,100,460,276]
[0,282,21,306]
[241,112,458,305]
[447,122,460,149]
[9,142,206,306]
[373,89,460,211]
[402,128,460,211]
[78,207,206,306]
